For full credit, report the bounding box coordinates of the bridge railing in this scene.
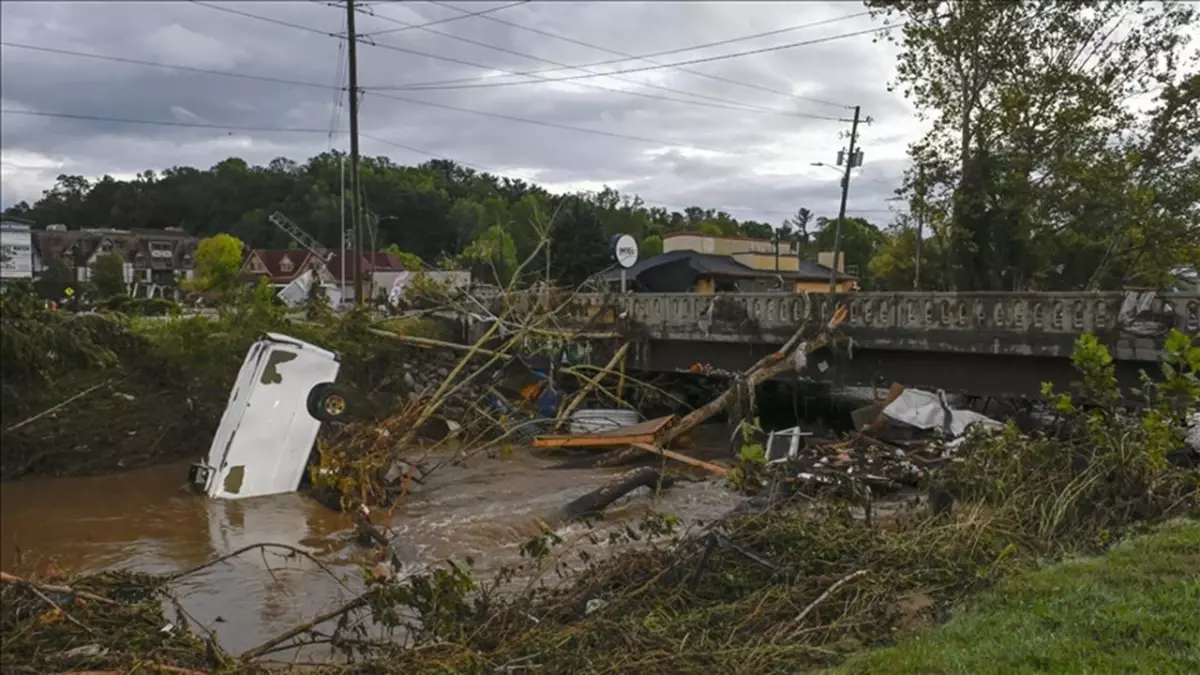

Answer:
[480,290,1200,340]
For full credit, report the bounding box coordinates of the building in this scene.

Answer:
[0,216,35,283]
[238,248,407,303]
[603,249,856,294]
[31,226,199,297]
[619,232,857,293]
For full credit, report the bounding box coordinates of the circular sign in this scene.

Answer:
[612,234,639,269]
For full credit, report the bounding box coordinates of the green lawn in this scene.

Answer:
[832,519,1200,675]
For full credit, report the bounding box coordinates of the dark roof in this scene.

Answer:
[33,228,198,269]
[603,250,854,283]
[240,249,406,284]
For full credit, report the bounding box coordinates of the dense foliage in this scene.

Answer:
[869,0,1200,290]
[4,155,873,288]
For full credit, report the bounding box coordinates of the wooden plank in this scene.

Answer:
[630,442,728,477]
[532,415,675,449]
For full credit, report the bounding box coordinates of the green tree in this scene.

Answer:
[869,0,1200,290]
[462,225,519,286]
[191,233,245,292]
[814,217,886,277]
[641,235,664,258]
[385,244,424,271]
[91,252,127,299]
[35,260,76,300]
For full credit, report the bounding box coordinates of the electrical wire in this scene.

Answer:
[188,0,341,38]
[386,9,874,91]
[360,132,898,218]
[364,90,741,153]
[352,5,849,121]
[326,13,350,148]
[423,0,863,108]
[388,25,893,92]
[361,0,530,37]
[0,42,341,92]
[1,108,335,133]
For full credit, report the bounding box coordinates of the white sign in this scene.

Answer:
[0,222,33,279]
[613,234,639,269]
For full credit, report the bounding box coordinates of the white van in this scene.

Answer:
[189,333,349,500]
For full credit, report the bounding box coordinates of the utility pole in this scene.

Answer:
[346,0,363,305]
[914,165,924,290]
[828,105,862,296]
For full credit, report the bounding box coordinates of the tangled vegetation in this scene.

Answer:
[0,280,444,480]
[2,328,1195,673]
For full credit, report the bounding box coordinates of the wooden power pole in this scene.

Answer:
[828,105,861,296]
[346,0,363,305]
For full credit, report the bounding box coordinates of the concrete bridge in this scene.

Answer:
[510,291,1200,398]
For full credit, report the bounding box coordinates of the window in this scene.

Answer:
[249,256,267,273]
[279,255,294,273]
[149,241,173,259]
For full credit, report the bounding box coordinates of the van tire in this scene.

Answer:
[308,383,352,423]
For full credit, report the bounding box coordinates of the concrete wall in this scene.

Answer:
[511,291,1200,363]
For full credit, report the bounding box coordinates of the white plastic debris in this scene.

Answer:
[792,344,808,372]
[882,388,1003,438]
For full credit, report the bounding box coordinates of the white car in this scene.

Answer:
[188,333,349,500]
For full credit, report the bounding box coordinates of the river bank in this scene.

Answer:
[3,280,1197,673]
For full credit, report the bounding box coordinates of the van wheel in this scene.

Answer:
[308,383,352,423]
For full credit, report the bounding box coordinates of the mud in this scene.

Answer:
[0,435,744,655]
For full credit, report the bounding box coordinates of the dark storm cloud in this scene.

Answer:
[1,1,916,224]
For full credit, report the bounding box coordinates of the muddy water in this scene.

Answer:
[1,444,742,655]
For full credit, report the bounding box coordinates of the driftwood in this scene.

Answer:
[663,315,843,447]
[0,571,121,606]
[560,467,675,520]
[630,442,728,477]
[3,380,113,434]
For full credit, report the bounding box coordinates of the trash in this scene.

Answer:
[533,415,675,450]
[881,388,1003,438]
[568,409,641,434]
[188,333,345,500]
[765,426,813,465]
[59,644,108,659]
[276,269,343,309]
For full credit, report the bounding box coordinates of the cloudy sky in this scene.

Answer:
[1,0,919,226]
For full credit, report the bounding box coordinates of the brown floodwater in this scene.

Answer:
[0,442,743,655]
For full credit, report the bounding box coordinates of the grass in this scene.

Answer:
[832,519,1200,675]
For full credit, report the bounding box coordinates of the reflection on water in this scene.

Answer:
[0,438,742,654]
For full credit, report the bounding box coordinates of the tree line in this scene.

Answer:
[3,154,889,289]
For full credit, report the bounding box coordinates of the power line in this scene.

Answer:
[360,132,897,219]
[387,25,892,93]
[361,0,530,37]
[0,41,341,92]
[352,5,845,121]
[2,108,899,220]
[424,0,862,109]
[365,90,740,154]
[1,108,335,133]
[385,9,872,92]
[326,12,350,148]
[188,0,341,38]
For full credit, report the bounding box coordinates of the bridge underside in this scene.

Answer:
[637,339,1152,399]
